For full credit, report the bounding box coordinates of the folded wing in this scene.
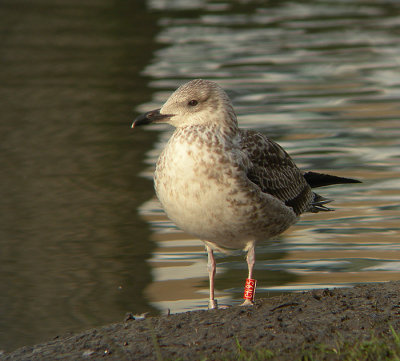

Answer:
[240,130,314,215]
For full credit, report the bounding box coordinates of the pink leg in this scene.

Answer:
[246,244,255,279]
[206,244,218,309]
[241,244,256,306]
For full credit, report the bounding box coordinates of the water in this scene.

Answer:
[1,0,400,352]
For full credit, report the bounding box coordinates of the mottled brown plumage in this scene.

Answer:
[133,79,361,309]
[240,130,313,216]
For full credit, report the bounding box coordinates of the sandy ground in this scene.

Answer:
[3,281,400,360]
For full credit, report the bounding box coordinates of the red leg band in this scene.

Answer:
[243,278,257,301]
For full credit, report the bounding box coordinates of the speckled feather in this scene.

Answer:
[154,123,299,251]
[140,79,352,252]
[239,130,314,216]
[134,79,360,307]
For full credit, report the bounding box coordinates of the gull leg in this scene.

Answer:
[206,244,218,309]
[241,244,256,306]
[246,244,255,279]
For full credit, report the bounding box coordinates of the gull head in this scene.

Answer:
[132,79,237,129]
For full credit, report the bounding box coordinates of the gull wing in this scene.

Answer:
[239,130,314,215]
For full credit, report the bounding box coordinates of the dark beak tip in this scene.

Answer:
[132,111,153,128]
[132,108,170,129]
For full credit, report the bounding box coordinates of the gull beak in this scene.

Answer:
[131,108,173,129]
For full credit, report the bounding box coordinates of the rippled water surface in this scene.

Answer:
[139,0,400,311]
[1,0,400,352]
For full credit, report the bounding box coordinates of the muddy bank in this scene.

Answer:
[3,281,400,360]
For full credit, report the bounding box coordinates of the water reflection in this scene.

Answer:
[138,0,400,314]
[0,0,161,352]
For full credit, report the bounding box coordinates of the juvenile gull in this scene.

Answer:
[132,79,360,309]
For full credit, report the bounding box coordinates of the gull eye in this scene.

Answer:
[188,99,198,106]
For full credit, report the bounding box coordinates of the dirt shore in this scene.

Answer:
[3,281,400,360]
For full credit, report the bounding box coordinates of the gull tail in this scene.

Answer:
[303,171,361,189]
[309,193,334,213]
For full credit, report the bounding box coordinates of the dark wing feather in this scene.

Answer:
[240,130,313,215]
[304,171,361,188]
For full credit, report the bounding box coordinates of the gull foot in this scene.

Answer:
[208,299,218,309]
[240,299,254,307]
[208,300,231,309]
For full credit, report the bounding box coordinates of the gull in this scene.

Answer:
[132,79,361,309]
